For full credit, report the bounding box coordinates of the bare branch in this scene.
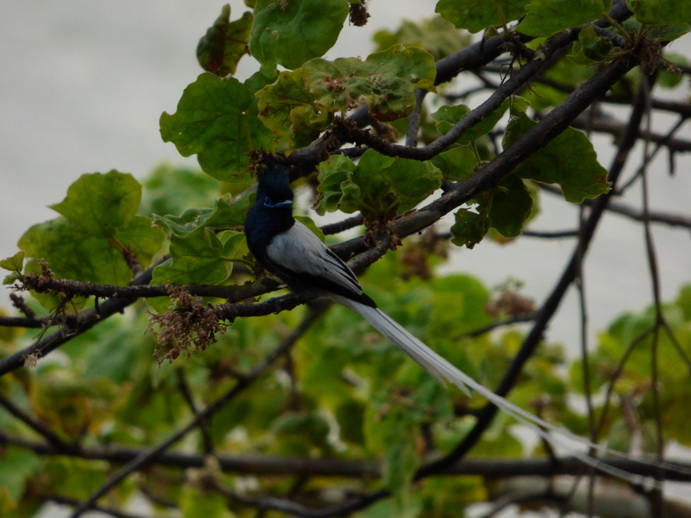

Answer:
[68,302,328,517]
[571,112,691,154]
[0,393,76,453]
[416,55,646,480]
[4,430,691,481]
[176,367,214,455]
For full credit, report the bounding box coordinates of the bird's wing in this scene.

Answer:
[265,221,367,301]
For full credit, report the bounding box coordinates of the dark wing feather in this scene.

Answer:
[265,221,376,307]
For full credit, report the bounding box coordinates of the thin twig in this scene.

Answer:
[639,75,666,515]
[575,204,597,518]
[415,54,647,481]
[0,267,156,376]
[0,393,76,453]
[538,183,691,231]
[595,326,653,439]
[68,302,329,517]
[176,367,214,455]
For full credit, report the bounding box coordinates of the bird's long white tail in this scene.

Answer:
[334,295,690,492]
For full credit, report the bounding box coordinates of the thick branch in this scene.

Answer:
[0,267,155,376]
[0,394,75,453]
[3,431,690,481]
[68,303,327,517]
[335,31,576,161]
[417,71,654,481]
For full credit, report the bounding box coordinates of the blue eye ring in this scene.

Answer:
[263,196,273,208]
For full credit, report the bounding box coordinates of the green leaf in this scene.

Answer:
[140,164,220,218]
[570,285,691,446]
[271,412,331,455]
[449,173,532,248]
[196,5,253,76]
[658,52,689,88]
[450,202,491,249]
[521,56,593,111]
[50,171,141,237]
[488,175,533,237]
[115,216,166,266]
[0,448,43,503]
[181,485,230,518]
[304,45,437,121]
[503,112,610,202]
[569,26,614,64]
[257,45,437,147]
[152,229,246,286]
[249,0,349,70]
[42,458,110,501]
[256,69,331,148]
[431,98,510,144]
[621,18,691,42]
[17,171,164,296]
[365,403,419,501]
[152,194,251,288]
[627,0,691,27]
[518,0,610,37]
[361,498,423,518]
[160,73,273,180]
[431,104,470,135]
[430,146,477,181]
[373,16,472,61]
[436,0,529,33]
[335,400,366,445]
[19,218,146,286]
[153,195,252,238]
[0,251,25,273]
[677,284,691,321]
[316,149,442,219]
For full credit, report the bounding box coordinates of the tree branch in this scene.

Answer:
[68,302,328,517]
[539,184,691,231]
[0,393,76,453]
[0,267,155,376]
[416,56,646,480]
[3,431,691,481]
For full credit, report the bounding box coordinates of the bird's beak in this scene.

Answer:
[273,200,293,208]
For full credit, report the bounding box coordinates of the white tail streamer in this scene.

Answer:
[333,295,691,493]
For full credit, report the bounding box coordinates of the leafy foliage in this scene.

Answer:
[18,171,164,298]
[249,0,349,70]
[256,45,437,147]
[518,0,610,37]
[316,150,442,219]
[503,109,610,203]
[436,0,530,34]
[160,73,274,180]
[197,5,253,76]
[1,2,690,517]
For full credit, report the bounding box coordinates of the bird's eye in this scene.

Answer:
[263,196,272,208]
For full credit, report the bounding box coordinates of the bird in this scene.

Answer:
[242,162,678,487]
[244,162,472,394]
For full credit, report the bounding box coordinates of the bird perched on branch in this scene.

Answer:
[244,163,473,394]
[242,162,677,487]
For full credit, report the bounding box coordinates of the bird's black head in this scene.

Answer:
[256,163,294,211]
[244,163,296,257]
